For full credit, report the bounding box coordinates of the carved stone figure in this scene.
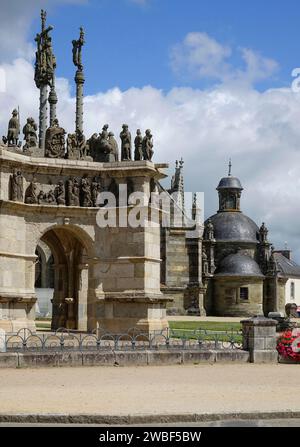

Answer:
[72,27,85,71]
[134,129,143,161]
[25,179,38,204]
[91,177,101,207]
[108,132,119,161]
[66,133,77,159]
[73,178,80,206]
[259,222,268,243]
[205,219,214,240]
[76,129,86,159]
[7,109,20,146]
[100,124,109,141]
[38,191,45,204]
[120,124,132,161]
[34,10,55,88]
[88,127,117,162]
[142,129,154,161]
[45,118,66,158]
[202,249,209,275]
[67,177,80,206]
[55,180,65,205]
[47,189,56,204]
[10,170,23,202]
[23,117,38,150]
[81,177,92,207]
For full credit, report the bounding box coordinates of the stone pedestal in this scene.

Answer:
[241,316,278,363]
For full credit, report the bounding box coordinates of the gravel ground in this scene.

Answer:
[0,363,299,416]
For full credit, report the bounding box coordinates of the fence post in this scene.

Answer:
[241,316,278,363]
[0,329,6,353]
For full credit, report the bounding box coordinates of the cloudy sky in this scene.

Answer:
[1,0,300,259]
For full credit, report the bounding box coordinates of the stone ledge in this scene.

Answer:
[0,349,252,368]
[249,350,278,364]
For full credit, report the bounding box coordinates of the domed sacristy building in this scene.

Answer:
[162,163,290,317]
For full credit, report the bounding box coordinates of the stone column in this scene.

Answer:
[39,84,48,149]
[48,85,58,127]
[241,316,278,363]
[77,262,89,331]
[75,69,85,133]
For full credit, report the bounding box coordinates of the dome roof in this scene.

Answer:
[205,212,259,243]
[217,176,243,190]
[215,253,264,277]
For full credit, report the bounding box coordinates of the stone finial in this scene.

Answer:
[228,158,232,176]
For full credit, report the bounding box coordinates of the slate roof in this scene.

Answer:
[217,176,243,190]
[214,253,264,277]
[205,212,260,244]
[273,252,300,278]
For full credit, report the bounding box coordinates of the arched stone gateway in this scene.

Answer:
[0,149,169,334]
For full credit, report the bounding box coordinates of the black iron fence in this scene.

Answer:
[1,327,243,352]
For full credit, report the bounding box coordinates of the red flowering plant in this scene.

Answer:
[277,328,300,361]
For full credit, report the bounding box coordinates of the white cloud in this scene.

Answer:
[170,32,279,85]
[1,57,300,261]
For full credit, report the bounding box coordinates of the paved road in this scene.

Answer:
[0,364,299,419]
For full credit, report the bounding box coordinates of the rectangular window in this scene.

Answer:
[291,282,295,300]
[240,287,249,300]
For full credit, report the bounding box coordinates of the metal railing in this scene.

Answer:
[1,327,243,352]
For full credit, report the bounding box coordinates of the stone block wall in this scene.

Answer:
[213,277,264,316]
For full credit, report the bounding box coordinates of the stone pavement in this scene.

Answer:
[0,364,299,421]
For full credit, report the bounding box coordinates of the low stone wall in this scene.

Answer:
[0,349,250,368]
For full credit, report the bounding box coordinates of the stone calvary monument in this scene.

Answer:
[0,11,291,334]
[0,10,168,334]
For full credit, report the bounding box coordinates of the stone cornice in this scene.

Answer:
[0,149,168,179]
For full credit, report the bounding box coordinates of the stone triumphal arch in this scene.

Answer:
[0,150,169,334]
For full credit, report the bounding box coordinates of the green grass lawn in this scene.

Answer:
[168,321,242,343]
[169,321,241,332]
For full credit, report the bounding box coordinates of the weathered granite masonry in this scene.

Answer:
[241,316,278,363]
[0,148,169,334]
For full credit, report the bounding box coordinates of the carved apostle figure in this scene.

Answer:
[120,124,132,161]
[55,180,65,205]
[91,177,101,207]
[134,129,143,161]
[25,179,38,204]
[108,132,119,161]
[142,129,154,161]
[67,177,80,206]
[10,170,23,202]
[73,178,80,206]
[81,177,92,207]
[7,109,20,146]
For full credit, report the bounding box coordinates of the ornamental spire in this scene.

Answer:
[228,158,232,176]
